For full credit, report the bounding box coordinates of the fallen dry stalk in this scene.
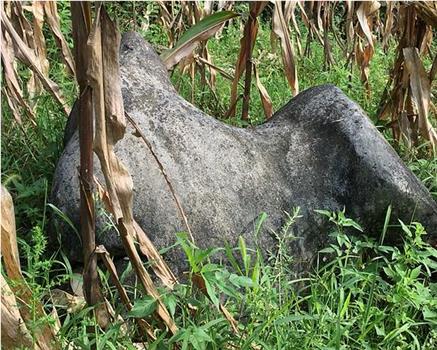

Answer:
[253,62,273,119]
[94,178,177,289]
[95,245,157,340]
[125,113,241,337]
[125,112,195,243]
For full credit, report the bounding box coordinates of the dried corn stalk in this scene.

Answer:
[378,2,437,150]
[95,245,157,340]
[70,1,109,329]
[87,5,177,334]
[227,1,267,118]
[95,177,178,289]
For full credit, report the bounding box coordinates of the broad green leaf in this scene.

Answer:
[340,291,351,318]
[423,306,437,324]
[127,296,157,318]
[161,11,239,69]
[319,247,336,254]
[202,272,219,307]
[162,293,177,317]
[229,274,254,288]
[314,209,332,218]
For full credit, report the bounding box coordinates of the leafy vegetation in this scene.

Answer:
[7,208,437,349]
[1,1,436,349]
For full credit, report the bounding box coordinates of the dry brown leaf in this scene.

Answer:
[1,275,35,350]
[30,3,48,65]
[95,177,178,290]
[315,1,323,33]
[285,1,302,54]
[219,303,239,335]
[378,1,437,150]
[8,1,32,44]
[1,185,22,280]
[356,1,380,49]
[94,245,157,340]
[1,8,70,116]
[419,26,433,56]
[28,0,49,104]
[298,1,310,29]
[382,1,394,52]
[272,1,298,96]
[11,1,47,103]
[322,2,334,68]
[133,221,178,288]
[298,1,323,50]
[156,1,176,47]
[355,41,374,92]
[50,289,86,314]
[204,46,216,91]
[345,0,355,51]
[227,29,255,118]
[414,1,437,27]
[1,185,60,350]
[403,47,437,148]
[95,246,132,309]
[1,29,36,125]
[430,54,437,82]
[241,1,269,120]
[355,1,380,93]
[2,87,22,125]
[43,1,76,76]
[254,63,273,119]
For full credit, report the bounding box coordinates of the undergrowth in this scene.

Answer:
[11,209,437,349]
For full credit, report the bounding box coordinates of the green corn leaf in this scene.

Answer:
[161,11,239,69]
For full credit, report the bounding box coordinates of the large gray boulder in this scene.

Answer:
[51,32,437,274]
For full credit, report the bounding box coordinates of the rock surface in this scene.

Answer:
[51,32,437,274]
